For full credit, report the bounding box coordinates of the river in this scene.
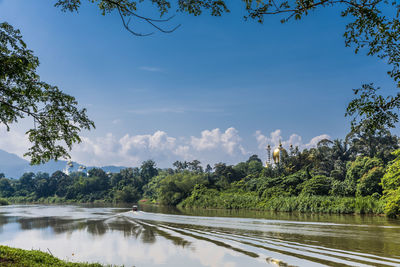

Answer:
[0,204,399,266]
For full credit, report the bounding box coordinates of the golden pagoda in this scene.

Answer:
[273,143,285,164]
[266,141,286,167]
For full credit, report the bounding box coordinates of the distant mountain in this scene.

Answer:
[0,149,129,179]
[0,150,29,178]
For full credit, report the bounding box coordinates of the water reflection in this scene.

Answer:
[0,205,399,267]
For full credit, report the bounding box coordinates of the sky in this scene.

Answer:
[0,0,396,168]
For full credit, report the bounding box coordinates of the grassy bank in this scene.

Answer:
[3,193,384,215]
[180,188,385,214]
[0,245,110,267]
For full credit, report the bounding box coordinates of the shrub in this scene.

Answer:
[114,185,141,203]
[301,175,332,196]
[356,167,384,197]
[330,180,347,196]
[381,149,400,217]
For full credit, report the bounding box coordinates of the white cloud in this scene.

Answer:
[119,131,176,153]
[174,145,192,160]
[0,125,331,168]
[191,127,242,155]
[304,134,331,148]
[254,129,330,151]
[71,127,245,166]
[0,126,30,158]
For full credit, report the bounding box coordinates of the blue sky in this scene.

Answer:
[0,0,396,167]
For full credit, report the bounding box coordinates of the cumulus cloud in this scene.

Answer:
[174,145,192,160]
[304,134,331,148]
[68,128,246,167]
[70,131,179,166]
[0,125,331,168]
[254,129,330,151]
[120,131,176,152]
[191,127,242,155]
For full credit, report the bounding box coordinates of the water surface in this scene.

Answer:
[0,204,399,267]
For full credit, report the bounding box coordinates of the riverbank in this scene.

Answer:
[180,188,385,214]
[3,194,385,215]
[0,245,110,267]
[2,192,390,216]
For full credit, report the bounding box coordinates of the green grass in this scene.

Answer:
[0,245,113,267]
[180,187,385,214]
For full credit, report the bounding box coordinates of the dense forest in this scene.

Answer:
[1,126,400,217]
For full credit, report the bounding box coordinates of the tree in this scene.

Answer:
[33,172,52,198]
[0,178,14,197]
[188,160,203,173]
[173,160,189,172]
[115,185,141,203]
[344,156,383,196]
[381,149,400,217]
[247,160,263,177]
[55,0,228,36]
[356,166,384,196]
[301,175,332,196]
[246,155,262,164]
[213,163,241,183]
[346,85,400,133]
[158,172,208,205]
[0,22,94,164]
[50,171,72,197]
[346,123,399,163]
[140,160,158,183]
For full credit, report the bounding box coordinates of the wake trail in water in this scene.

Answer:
[119,210,400,267]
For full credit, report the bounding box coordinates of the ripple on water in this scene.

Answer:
[0,205,399,267]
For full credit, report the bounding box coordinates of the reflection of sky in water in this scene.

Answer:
[0,205,399,267]
[0,223,262,267]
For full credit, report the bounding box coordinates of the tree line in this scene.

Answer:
[1,125,400,217]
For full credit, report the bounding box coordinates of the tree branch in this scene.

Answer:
[0,99,44,125]
[109,0,181,35]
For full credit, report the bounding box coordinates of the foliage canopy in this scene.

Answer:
[0,22,95,164]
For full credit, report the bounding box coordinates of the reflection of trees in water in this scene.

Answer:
[0,215,14,234]
[106,216,191,247]
[134,220,191,248]
[107,218,142,238]
[10,214,189,247]
[141,226,156,244]
[86,220,107,236]
[17,217,79,234]
[0,216,12,227]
